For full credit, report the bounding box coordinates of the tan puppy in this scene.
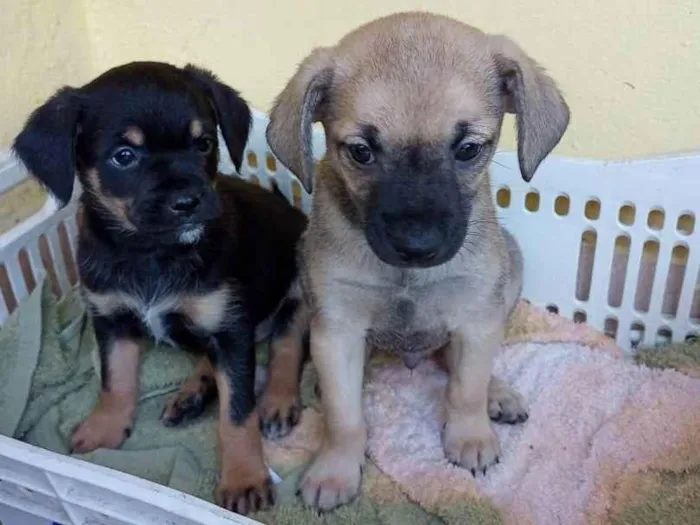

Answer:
[266,12,569,511]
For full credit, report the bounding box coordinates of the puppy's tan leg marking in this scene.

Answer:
[161,356,217,426]
[443,323,501,476]
[258,305,308,440]
[299,315,366,511]
[72,339,140,453]
[488,375,528,425]
[214,372,274,515]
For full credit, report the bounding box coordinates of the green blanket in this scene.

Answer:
[0,279,462,524]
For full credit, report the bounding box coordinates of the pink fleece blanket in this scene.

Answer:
[257,302,700,525]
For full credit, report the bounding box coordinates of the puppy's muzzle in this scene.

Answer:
[367,209,464,269]
[366,176,468,269]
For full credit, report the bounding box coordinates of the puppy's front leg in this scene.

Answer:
[211,325,274,515]
[72,314,142,453]
[299,315,367,511]
[443,318,502,475]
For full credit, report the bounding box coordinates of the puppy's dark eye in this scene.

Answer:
[110,147,138,169]
[347,143,374,165]
[196,137,214,155]
[455,142,483,162]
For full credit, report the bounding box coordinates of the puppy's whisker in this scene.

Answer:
[490,159,512,170]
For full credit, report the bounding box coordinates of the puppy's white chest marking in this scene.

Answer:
[84,287,229,341]
[141,298,178,341]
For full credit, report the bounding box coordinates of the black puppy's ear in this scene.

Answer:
[183,64,252,172]
[13,87,81,206]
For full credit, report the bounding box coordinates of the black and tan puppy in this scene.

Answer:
[267,12,569,511]
[13,61,308,514]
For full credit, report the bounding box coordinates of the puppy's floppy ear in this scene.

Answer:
[490,36,570,182]
[266,48,334,193]
[183,64,252,172]
[13,87,81,206]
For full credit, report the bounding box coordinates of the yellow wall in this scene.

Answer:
[0,0,93,147]
[2,0,699,160]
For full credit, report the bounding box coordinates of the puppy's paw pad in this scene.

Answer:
[299,449,362,511]
[215,474,275,515]
[488,385,528,425]
[259,393,302,440]
[443,419,500,475]
[71,409,132,454]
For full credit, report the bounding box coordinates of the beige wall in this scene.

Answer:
[0,0,93,147]
[0,0,94,232]
[2,0,699,160]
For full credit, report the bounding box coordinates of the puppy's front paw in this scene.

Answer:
[71,400,134,453]
[216,466,275,515]
[488,380,529,425]
[298,447,363,511]
[258,391,302,440]
[443,416,500,476]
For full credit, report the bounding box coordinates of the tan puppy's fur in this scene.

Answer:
[267,12,569,511]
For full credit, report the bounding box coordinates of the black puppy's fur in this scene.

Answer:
[13,61,308,515]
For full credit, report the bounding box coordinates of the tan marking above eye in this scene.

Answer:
[123,127,145,146]
[190,119,203,138]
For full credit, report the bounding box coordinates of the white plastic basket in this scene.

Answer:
[1,108,699,524]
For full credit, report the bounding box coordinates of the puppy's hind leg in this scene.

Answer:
[161,355,217,426]
[436,350,529,425]
[160,313,219,426]
[258,296,310,440]
[488,375,528,424]
[487,228,528,425]
[502,227,524,319]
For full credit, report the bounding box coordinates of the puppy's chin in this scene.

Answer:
[130,223,207,246]
[177,224,206,245]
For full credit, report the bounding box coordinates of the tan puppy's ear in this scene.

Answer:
[266,48,334,193]
[490,36,570,182]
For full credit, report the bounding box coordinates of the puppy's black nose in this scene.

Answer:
[383,215,443,264]
[170,195,201,214]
